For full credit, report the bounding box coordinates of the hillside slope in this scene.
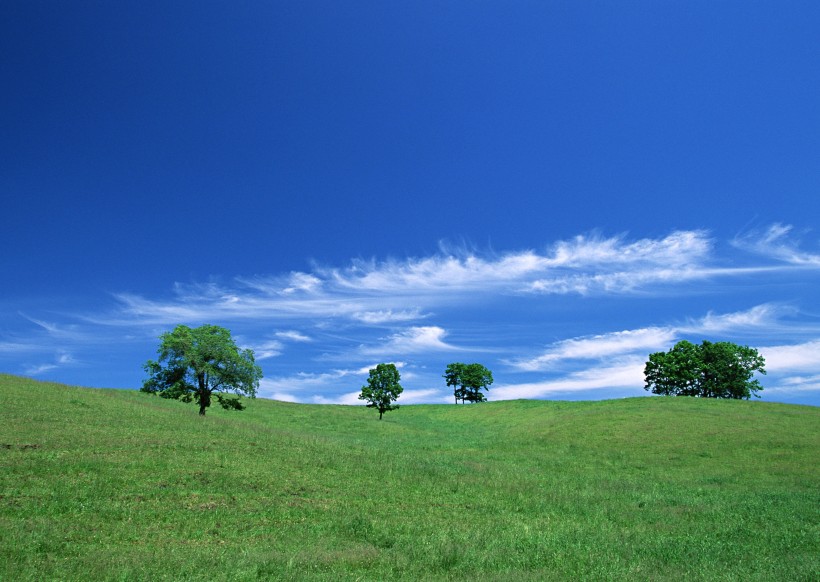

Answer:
[1,374,818,581]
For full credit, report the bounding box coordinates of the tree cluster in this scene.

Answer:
[444,362,493,404]
[142,324,766,420]
[644,340,766,400]
[143,325,497,420]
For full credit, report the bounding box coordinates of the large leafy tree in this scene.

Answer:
[359,363,403,420]
[644,340,766,399]
[445,362,493,403]
[141,324,262,415]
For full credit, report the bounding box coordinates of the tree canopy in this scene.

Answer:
[141,324,262,415]
[359,363,403,420]
[445,362,494,403]
[644,340,766,399]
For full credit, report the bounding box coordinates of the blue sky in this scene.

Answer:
[2,1,819,406]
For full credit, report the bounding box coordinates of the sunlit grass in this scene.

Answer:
[1,374,818,580]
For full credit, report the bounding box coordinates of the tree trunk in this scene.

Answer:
[379,409,383,420]
[197,374,210,416]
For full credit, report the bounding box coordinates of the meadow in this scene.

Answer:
[1,373,818,580]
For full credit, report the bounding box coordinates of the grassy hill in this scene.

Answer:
[1,374,818,581]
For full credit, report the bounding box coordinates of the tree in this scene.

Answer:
[445,362,493,403]
[141,324,262,415]
[359,363,403,420]
[462,363,494,403]
[644,340,766,399]
[444,362,468,404]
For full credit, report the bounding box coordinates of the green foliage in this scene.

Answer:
[1,374,818,581]
[141,324,262,415]
[359,363,403,419]
[445,362,494,403]
[645,340,766,399]
[444,362,468,403]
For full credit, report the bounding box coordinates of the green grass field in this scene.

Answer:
[1,374,818,581]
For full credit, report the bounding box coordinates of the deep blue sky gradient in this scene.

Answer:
[2,2,819,405]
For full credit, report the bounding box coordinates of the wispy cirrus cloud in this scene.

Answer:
[733,223,820,266]
[0,341,41,354]
[24,363,58,375]
[275,330,312,342]
[310,386,449,406]
[509,304,783,372]
[496,339,820,401]
[245,330,313,360]
[493,357,648,400]
[328,231,712,295]
[20,314,90,341]
[692,303,784,333]
[768,374,820,393]
[7,225,817,405]
[96,229,735,328]
[352,309,429,324]
[23,351,76,377]
[258,370,360,396]
[249,340,284,360]
[499,303,819,402]
[510,327,676,371]
[257,362,408,399]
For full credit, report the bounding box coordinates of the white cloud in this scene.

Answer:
[361,326,462,355]
[527,265,729,295]
[266,392,301,403]
[547,230,711,268]
[251,340,284,360]
[353,309,427,324]
[397,388,450,404]
[281,272,324,295]
[733,223,820,266]
[312,391,363,405]
[24,363,58,376]
[20,314,89,341]
[511,327,676,371]
[0,341,40,354]
[759,340,820,373]
[693,304,783,333]
[510,304,781,372]
[92,229,795,329]
[22,350,76,376]
[256,363,409,399]
[328,254,508,292]
[766,374,820,393]
[492,358,647,400]
[779,374,820,386]
[328,231,713,295]
[258,371,353,395]
[354,362,408,374]
[275,330,312,342]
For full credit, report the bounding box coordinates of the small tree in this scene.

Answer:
[462,363,493,403]
[644,340,766,399]
[445,362,493,403]
[444,362,468,404]
[359,363,403,420]
[141,324,262,415]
